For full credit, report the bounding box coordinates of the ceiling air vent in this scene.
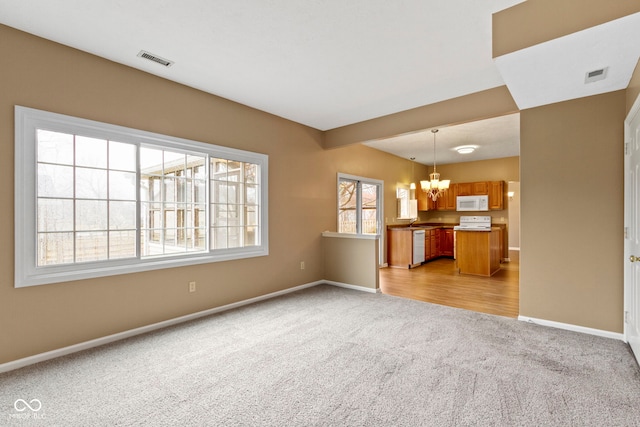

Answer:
[585,67,608,84]
[137,50,174,67]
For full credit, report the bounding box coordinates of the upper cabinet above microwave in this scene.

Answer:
[418,180,504,211]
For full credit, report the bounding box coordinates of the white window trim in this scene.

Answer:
[337,173,384,265]
[15,106,269,288]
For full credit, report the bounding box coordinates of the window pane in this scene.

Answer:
[164,151,185,169]
[164,177,176,204]
[338,209,357,234]
[164,229,177,250]
[192,162,205,179]
[246,206,259,226]
[37,232,74,266]
[227,161,241,182]
[211,204,227,226]
[109,230,136,259]
[339,180,357,210]
[194,228,206,250]
[212,181,228,203]
[76,136,107,168]
[245,226,258,246]
[76,200,108,230]
[141,230,163,257]
[211,158,228,179]
[76,167,108,199]
[176,177,186,202]
[109,141,136,172]
[244,163,258,184]
[109,170,136,200]
[109,201,136,230]
[211,227,227,249]
[194,180,206,203]
[37,130,73,165]
[246,184,258,204]
[38,164,74,198]
[227,183,242,204]
[228,227,242,248]
[76,231,108,262]
[363,208,378,234]
[38,199,74,232]
[140,147,163,171]
[338,180,357,233]
[362,183,379,234]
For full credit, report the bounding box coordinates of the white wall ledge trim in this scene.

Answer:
[518,315,624,341]
[322,231,379,240]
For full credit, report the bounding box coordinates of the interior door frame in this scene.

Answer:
[624,92,640,358]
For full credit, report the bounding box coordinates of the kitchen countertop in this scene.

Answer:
[387,223,456,230]
[388,223,505,231]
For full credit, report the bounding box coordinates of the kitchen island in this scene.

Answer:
[456,227,501,276]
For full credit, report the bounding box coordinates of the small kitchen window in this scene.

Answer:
[337,173,383,235]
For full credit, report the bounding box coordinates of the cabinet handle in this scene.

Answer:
[630,255,640,262]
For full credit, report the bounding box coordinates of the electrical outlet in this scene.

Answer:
[189,281,196,293]
[300,261,305,270]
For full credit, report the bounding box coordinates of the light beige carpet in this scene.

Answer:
[1,284,639,426]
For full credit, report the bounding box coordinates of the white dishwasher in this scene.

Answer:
[412,229,425,266]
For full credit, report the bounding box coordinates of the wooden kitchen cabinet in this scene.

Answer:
[417,187,435,211]
[439,228,454,257]
[419,183,457,211]
[431,229,438,259]
[387,228,413,268]
[456,229,501,276]
[424,230,431,260]
[436,184,457,211]
[489,181,504,210]
[472,181,488,195]
[457,182,472,196]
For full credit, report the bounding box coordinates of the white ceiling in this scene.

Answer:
[1,1,639,165]
[363,113,520,165]
[495,11,640,110]
[0,0,523,131]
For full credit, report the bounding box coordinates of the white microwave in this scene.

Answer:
[456,195,489,211]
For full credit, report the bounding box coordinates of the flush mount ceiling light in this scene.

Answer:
[454,145,477,154]
[420,129,450,202]
[584,67,608,84]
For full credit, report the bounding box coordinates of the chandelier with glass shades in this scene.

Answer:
[420,129,450,202]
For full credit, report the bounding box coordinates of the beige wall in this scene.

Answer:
[520,90,626,332]
[323,235,379,291]
[0,25,414,364]
[493,0,640,57]
[324,86,518,148]
[628,59,640,114]
[508,182,521,249]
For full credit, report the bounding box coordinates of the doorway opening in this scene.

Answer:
[380,181,520,318]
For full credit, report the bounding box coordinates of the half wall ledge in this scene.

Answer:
[322,232,380,292]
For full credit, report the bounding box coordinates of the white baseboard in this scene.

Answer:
[0,280,326,374]
[324,280,380,294]
[518,315,624,341]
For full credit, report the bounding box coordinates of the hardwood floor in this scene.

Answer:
[379,251,519,318]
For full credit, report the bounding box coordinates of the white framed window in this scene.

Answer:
[337,173,383,235]
[15,106,268,287]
